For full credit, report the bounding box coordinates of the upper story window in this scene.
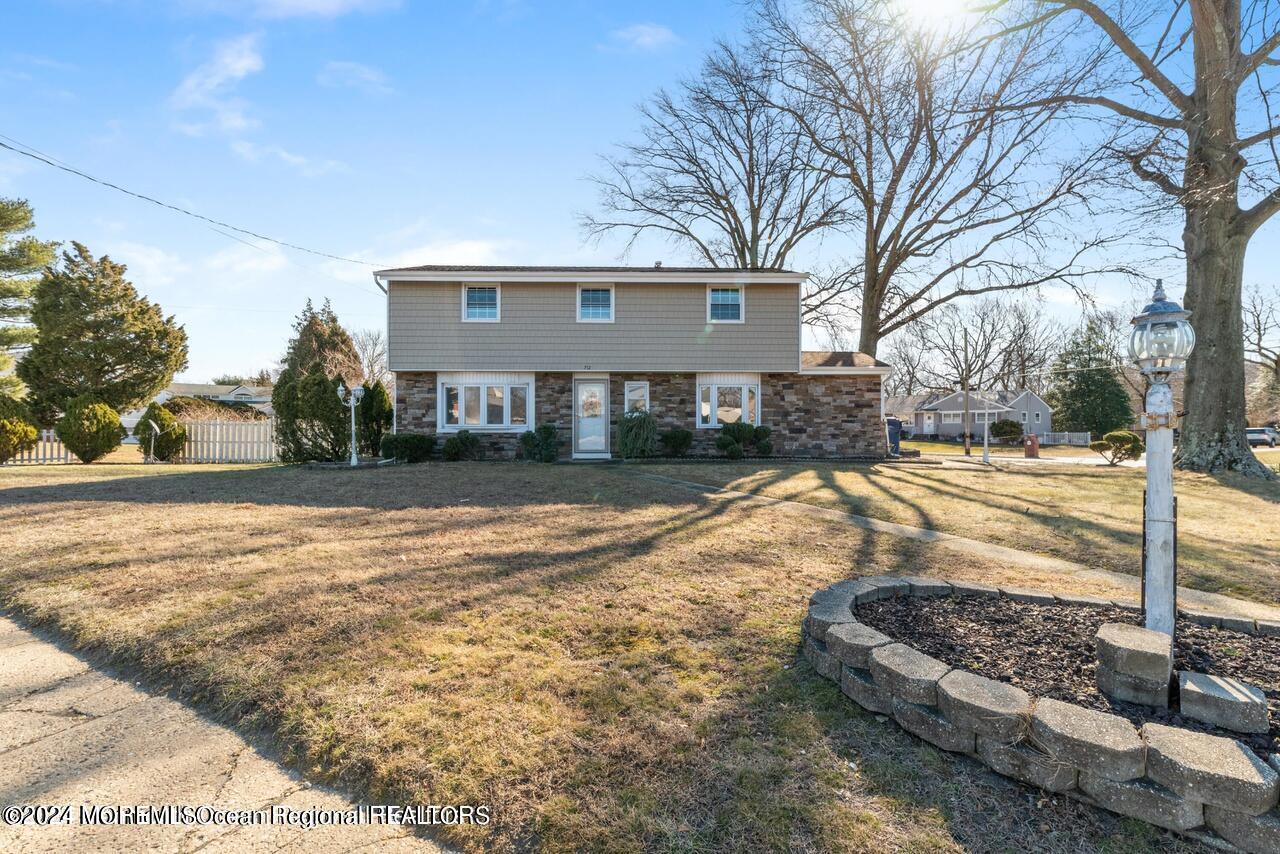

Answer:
[707,286,743,323]
[463,285,500,322]
[578,285,614,322]
[1021,411,1028,423]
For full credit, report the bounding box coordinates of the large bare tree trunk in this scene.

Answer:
[1178,202,1267,473]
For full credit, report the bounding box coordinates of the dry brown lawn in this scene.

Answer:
[901,439,1096,458]
[0,462,1205,852]
[642,460,1280,606]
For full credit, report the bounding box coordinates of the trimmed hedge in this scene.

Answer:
[134,401,186,461]
[519,424,559,462]
[716,423,773,458]
[380,432,435,463]
[442,430,482,461]
[659,428,693,457]
[1090,430,1144,466]
[55,396,124,463]
[0,417,38,464]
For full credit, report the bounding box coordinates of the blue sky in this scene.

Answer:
[1,0,1275,382]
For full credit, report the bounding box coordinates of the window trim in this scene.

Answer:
[706,284,745,324]
[461,283,501,323]
[1035,411,1042,423]
[941,412,962,424]
[438,379,533,432]
[1020,411,1027,423]
[576,283,615,323]
[624,381,650,412]
[696,382,760,428]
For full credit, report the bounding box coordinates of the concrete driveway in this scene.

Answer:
[0,617,448,853]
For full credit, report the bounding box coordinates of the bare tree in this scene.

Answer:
[582,44,852,271]
[1245,285,1279,381]
[758,0,1128,359]
[916,299,1014,393]
[880,331,928,396]
[984,1,1280,475]
[991,301,1065,393]
[352,328,389,387]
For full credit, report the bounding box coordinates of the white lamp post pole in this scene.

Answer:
[337,383,365,468]
[1129,281,1195,637]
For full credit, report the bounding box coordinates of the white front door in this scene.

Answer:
[573,379,610,458]
[923,413,934,433]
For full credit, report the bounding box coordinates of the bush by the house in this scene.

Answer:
[1090,430,1144,466]
[0,416,38,463]
[357,380,393,456]
[618,409,657,459]
[442,429,482,462]
[55,396,123,463]
[659,428,693,457]
[519,424,558,462]
[380,432,435,463]
[717,422,773,458]
[273,369,349,462]
[133,401,187,461]
[990,419,1023,442]
[164,395,267,421]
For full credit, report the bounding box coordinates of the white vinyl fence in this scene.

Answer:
[4,429,75,465]
[176,419,277,463]
[1041,431,1092,446]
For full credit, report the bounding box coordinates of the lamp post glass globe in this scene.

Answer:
[1129,281,1195,381]
[1130,280,1192,638]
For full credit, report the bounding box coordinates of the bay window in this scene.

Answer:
[441,380,531,430]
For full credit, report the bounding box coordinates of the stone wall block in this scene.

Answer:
[892,698,976,754]
[869,643,950,706]
[1077,773,1205,832]
[1143,723,1280,816]
[841,665,891,715]
[976,737,1077,793]
[1030,698,1146,781]
[937,670,1032,742]
[824,621,891,670]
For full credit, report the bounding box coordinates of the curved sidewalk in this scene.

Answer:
[0,617,449,854]
[622,470,1280,622]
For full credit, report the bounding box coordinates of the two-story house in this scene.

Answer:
[377,265,892,459]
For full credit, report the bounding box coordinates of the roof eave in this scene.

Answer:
[375,269,809,285]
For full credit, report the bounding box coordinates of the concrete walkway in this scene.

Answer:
[0,617,447,854]
[623,470,1280,622]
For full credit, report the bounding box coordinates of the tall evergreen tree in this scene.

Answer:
[18,243,188,425]
[0,198,58,397]
[1046,319,1134,438]
[272,300,359,461]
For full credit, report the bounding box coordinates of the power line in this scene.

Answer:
[0,132,390,270]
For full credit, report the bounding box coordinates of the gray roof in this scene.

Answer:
[885,389,1044,415]
[375,264,800,275]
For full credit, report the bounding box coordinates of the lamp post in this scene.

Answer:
[337,382,365,467]
[1129,280,1196,636]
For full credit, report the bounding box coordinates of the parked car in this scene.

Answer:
[1247,427,1279,447]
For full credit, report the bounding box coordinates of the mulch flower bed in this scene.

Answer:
[856,596,1280,760]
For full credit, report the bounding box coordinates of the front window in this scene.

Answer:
[578,286,614,322]
[464,286,499,321]
[1035,412,1042,423]
[942,412,962,424]
[442,382,531,429]
[697,383,758,427]
[625,381,649,412]
[708,287,742,322]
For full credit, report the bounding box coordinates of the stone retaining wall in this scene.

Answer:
[802,577,1280,853]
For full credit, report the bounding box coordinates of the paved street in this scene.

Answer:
[0,617,447,854]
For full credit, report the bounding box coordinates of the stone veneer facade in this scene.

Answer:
[394,370,887,459]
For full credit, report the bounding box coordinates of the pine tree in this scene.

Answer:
[272,300,359,461]
[0,198,58,397]
[1046,319,1134,438]
[18,243,188,425]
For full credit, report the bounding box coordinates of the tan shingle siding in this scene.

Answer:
[387,281,800,372]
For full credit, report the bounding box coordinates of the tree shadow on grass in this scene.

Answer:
[0,463,1218,851]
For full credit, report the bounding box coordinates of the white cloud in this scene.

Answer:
[317,60,391,95]
[206,241,290,275]
[184,0,400,18]
[110,242,193,288]
[230,140,344,177]
[323,233,509,284]
[170,34,264,135]
[604,23,679,53]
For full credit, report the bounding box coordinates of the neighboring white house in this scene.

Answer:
[884,389,1054,438]
[121,383,273,433]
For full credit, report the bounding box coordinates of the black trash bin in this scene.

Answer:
[885,417,902,457]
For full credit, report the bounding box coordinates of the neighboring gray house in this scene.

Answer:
[884,389,1053,438]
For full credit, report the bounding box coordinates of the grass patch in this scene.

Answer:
[0,463,1202,852]
[642,459,1280,606]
